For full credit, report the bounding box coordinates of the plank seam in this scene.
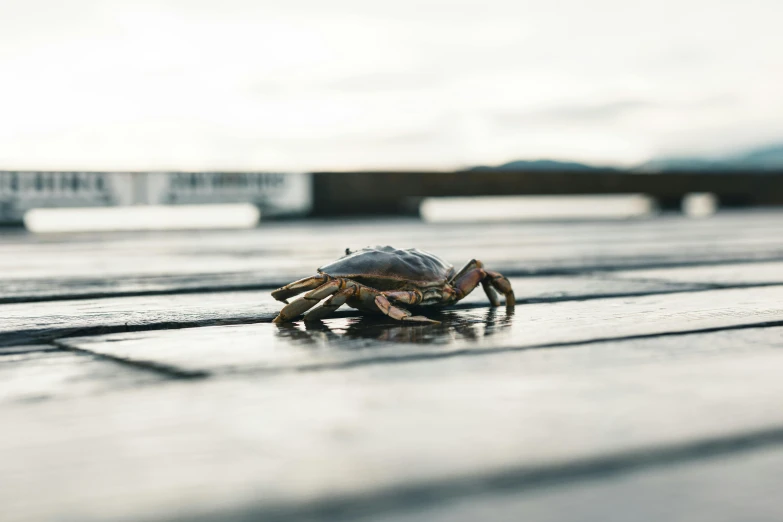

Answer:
[182,423,783,522]
[225,319,783,376]
[51,339,208,380]
[4,254,783,304]
[0,344,61,356]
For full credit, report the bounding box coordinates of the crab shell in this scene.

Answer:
[271,245,515,323]
[318,246,455,301]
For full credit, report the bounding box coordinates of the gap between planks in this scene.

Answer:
[51,339,208,380]
[4,255,783,305]
[181,424,783,522]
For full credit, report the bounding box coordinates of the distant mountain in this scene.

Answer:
[637,157,728,172]
[470,144,783,173]
[469,159,605,171]
[639,144,783,172]
[737,144,783,168]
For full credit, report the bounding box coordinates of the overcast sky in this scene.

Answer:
[1,0,782,170]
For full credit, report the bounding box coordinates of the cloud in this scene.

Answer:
[493,100,657,127]
[0,1,780,169]
[327,72,445,93]
[491,95,740,128]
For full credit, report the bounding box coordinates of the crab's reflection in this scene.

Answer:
[275,307,514,347]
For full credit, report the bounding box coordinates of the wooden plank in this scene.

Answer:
[4,213,783,269]
[59,286,783,376]
[0,275,693,346]
[0,270,299,303]
[4,209,782,256]
[607,261,783,286]
[368,444,783,522]
[0,348,166,404]
[4,210,783,255]
[0,344,58,356]
[3,326,783,521]
[3,209,783,522]
[2,245,773,303]
[3,213,783,300]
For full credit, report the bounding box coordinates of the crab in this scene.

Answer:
[271,246,515,324]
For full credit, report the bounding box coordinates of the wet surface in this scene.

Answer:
[368,444,783,522]
[4,211,783,302]
[274,307,515,346]
[59,285,783,377]
[7,322,783,522]
[5,212,783,522]
[1,274,697,347]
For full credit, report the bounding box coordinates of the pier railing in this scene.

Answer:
[2,170,783,223]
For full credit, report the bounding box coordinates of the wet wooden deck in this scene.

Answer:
[3,211,783,521]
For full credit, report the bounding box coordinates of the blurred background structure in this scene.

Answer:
[2,1,783,229]
[2,0,783,173]
[3,169,783,229]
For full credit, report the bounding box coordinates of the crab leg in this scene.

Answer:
[380,290,423,306]
[374,294,439,324]
[272,280,341,323]
[271,274,329,303]
[304,285,357,322]
[345,283,437,323]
